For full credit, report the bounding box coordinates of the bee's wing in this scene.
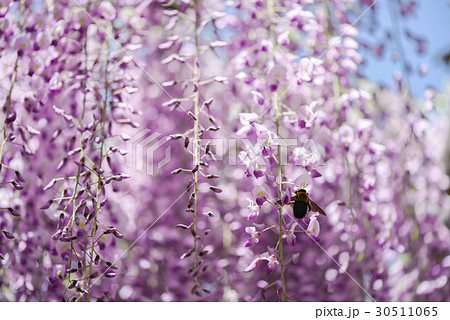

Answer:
[309,199,327,216]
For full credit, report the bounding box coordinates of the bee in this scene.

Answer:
[291,189,327,219]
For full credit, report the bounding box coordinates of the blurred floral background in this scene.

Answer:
[0,0,449,302]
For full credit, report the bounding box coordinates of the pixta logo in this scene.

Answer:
[125,129,171,176]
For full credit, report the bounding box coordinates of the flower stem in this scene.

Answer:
[267,0,287,302]
[333,75,356,220]
[275,93,287,302]
[0,0,25,163]
[87,33,110,302]
[192,1,201,284]
[64,16,91,300]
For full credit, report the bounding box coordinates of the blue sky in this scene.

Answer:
[357,0,450,97]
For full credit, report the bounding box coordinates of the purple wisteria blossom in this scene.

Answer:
[0,0,448,303]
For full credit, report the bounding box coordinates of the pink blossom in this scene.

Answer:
[246,198,260,220]
[243,227,260,247]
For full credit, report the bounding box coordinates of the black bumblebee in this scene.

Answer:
[291,189,327,219]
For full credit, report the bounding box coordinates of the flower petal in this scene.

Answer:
[244,258,262,272]
[245,227,256,234]
[244,238,255,247]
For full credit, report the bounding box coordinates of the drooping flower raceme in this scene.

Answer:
[0,0,448,303]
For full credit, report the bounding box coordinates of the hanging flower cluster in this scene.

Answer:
[158,0,227,296]
[228,0,449,302]
[0,0,448,302]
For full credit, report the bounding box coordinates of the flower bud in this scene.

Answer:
[2,231,15,240]
[209,186,222,193]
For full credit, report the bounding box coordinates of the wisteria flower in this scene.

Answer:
[14,37,28,56]
[258,129,279,147]
[239,146,267,179]
[259,39,272,52]
[244,257,262,273]
[283,228,296,246]
[48,72,63,92]
[297,57,314,83]
[306,214,320,238]
[262,253,280,274]
[267,65,287,92]
[293,146,316,166]
[298,100,318,128]
[97,1,117,21]
[244,252,279,275]
[339,124,355,148]
[0,1,12,18]
[239,142,271,178]
[237,113,267,136]
[277,31,290,47]
[243,227,260,247]
[308,168,322,179]
[251,90,265,105]
[246,198,260,220]
[255,197,265,206]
